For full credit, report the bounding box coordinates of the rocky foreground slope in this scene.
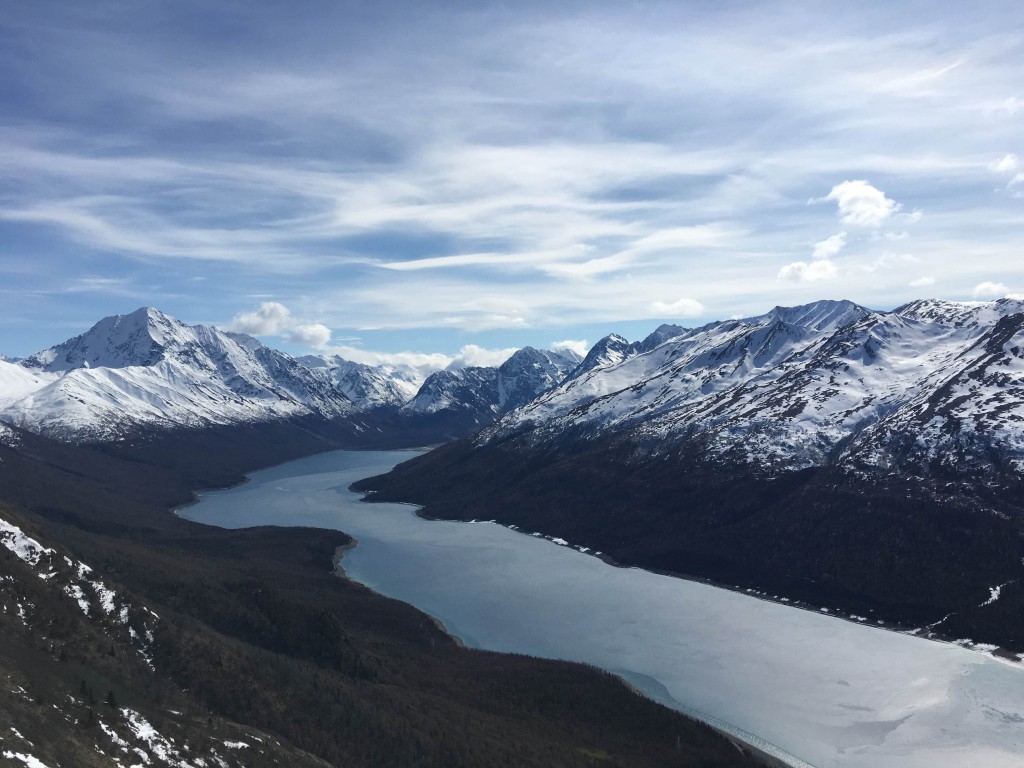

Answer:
[0,421,762,768]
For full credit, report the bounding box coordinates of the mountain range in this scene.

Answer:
[489,297,1024,482]
[0,307,579,444]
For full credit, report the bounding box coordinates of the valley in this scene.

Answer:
[2,297,1024,767]
[183,447,1024,768]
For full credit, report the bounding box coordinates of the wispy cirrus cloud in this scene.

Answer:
[3,2,1024,357]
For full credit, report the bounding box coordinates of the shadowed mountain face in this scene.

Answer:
[401,347,581,421]
[356,299,1024,653]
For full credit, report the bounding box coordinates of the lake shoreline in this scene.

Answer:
[402,501,1021,662]
[332,539,468,650]
[182,447,1024,768]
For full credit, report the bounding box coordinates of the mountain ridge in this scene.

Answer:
[0,307,586,445]
[354,296,1024,652]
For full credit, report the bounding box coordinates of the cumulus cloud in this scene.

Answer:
[973,281,1010,298]
[812,232,846,260]
[909,276,936,288]
[323,345,452,372]
[288,323,332,349]
[650,297,704,317]
[229,301,293,335]
[550,339,590,356]
[777,260,838,283]
[446,344,520,369]
[989,154,1018,174]
[319,342,522,375]
[820,180,899,228]
[228,301,331,348]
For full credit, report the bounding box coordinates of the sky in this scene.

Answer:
[2,0,1024,368]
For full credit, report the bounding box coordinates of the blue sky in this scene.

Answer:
[2,1,1024,367]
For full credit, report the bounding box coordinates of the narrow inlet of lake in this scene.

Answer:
[178,448,1024,768]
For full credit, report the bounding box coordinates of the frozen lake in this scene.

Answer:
[179,448,1024,768]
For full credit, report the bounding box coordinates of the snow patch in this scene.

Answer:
[979,582,1011,608]
[0,518,54,567]
[1,752,52,768]
[63,583,90,615]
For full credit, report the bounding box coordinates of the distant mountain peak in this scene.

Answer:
[23,307,187,372]
[763,299,870,331]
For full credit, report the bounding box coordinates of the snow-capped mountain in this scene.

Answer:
[487,298,1024,479]
[0,307,359,441]
[297,354,423,409]
[402,347,582,425]
[0,308,582,444]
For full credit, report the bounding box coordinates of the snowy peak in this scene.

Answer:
[402,346,581,422]
[894,297,1024,328]
[485,298,1024,483]
[567,334,632,380]
[24,307,178,372]
[298,354,421,409]
[497,347,581,410]
[763,299,871,332]
[2,309,360,440]
[636,324,688,353]
[403,366,499,416]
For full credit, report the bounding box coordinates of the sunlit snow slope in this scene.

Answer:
[489,298,1024,478]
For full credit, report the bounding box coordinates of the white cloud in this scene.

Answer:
[820,181,900,228]
[323,345,452,373]
[1006,293,1024,301]
[973,281,1010,298]
[550,339,590,356]
[909,276,936,288]
[989,154,1018,174]
[812,232,846,260]
[229,302,293,335]
[777,260,838,283]
[319,342,521,375]
[229,302,332,349]
[446,344,519,369]
[288,323,331,349]
[650,297,705,317]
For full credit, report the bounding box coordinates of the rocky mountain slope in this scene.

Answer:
[297,355,422,409]
[401,346,581,427]
[0,505,333,768]
[489,298,1024,481]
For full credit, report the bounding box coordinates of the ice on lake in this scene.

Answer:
[180,449,1024,768]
